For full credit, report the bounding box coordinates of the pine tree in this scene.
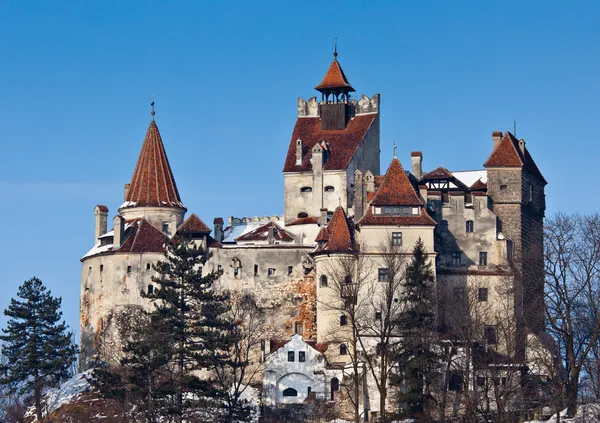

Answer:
[144,234,236,422]
[0,277,77,422]
[396,239,439,421]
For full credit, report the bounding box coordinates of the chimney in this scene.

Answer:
[213,217,224,242]
[113,215,125,248]
[319,208,328,226]
[124,183,130,201]
[267,225,275,245]
[365,171,375,193]
[492,131,503,150]
[518,139,526,154]
[311,144,323,171]
[94,205,109,243]
[354,170,364,220]
[411,152,423,179]
[419,185,428,204]
[295,138,303,165]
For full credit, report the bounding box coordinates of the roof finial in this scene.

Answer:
[151,95,155,121]
[333,36,338,59]
[393,141,397,158]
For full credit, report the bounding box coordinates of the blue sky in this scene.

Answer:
[0,1,598,339]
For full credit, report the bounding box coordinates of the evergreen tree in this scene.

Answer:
[0,277,77,422]
[143,234,237,422]
[396,239,439,421]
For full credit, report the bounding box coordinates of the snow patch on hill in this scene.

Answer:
[525,403,600,423]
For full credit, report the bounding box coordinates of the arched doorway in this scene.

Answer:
[330,377,339,401]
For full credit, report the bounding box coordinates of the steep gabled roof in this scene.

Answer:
[283,113,377,172]
[370,158,423,207]
[483,132,546,184]
[119,219,166,254]
[315,58,355,92]
[235,221,294,243]
[177,213,211,234]
[124,121,184,208]
[312,206,356,254]
[470,178,487,190]
[421,167,454,180]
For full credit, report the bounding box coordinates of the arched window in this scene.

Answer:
[344,275,352,284]
[340,344,348,355]
[320,275,328,287]
[300,187,312,193]
[297,212,308,218]
[282,387,298,397]
[466,220,474,233]
[340,315,347,326]
[324,186,335,192]
[330,377,339,400]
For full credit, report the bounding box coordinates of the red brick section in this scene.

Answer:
[177,213,211,234]
[235,222,294,242]
[125,121,184,208]
[421,166,454,180]
[286,216,320,226]
[370,158,423,207]
[483,131,546,183]
[314,58,355,92]
[411,151,422,157]
[283,113,377,172]
[119,219,166,253]
[358,207,437,226]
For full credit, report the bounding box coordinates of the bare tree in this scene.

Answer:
[545,213,600,418]
[319,251,373,423]
[212,292,266,423]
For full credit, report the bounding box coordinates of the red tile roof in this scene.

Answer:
[411,151,422,157]
[235,221,294,242]
[370,158,423,206]
[314,58,355,92]
[483,132,546,183]
[374,175,384,188]
[177,213,211,234]
[315,227,329,242]
[470,178,487,190]
[119,219,166,254]
[422,167,454,180]
[95,205,108,212]
[357,207,437,226]
[286,216,320,226]
[283,114,377,172]
[213,217,224,224]
[124,121,184,208]
[471,191,487,197]
[312,206,356,254]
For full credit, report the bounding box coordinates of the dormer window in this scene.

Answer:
[375,206,419,216]
[324,186,335,192]
[300,187,312,193]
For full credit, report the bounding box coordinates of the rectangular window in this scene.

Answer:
[478,288,488,302]
[299,351,306,362]
[375,311,382,320]
[378,268,390,282]
[466,220,474,233]
[146,263,151,271]
[453,287,464,296]
[452,252,461,266]
[162,222,169,233]
[288,351,295,362]
[288,266,293,275]
[254,264,258,276]
[295,322,303,336]
[217,265,222,273]
[392,232,402,246]
[127,265,132,273]
[476,376,486,388]
[479,252,488,266]
[100,264,104,273]
[147,284,154,294]
[485,326,497,345]
[268,268,276,276]
[233,267,239,277]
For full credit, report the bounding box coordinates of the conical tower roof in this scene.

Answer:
[124,120,184,208]
[315,57,355,93]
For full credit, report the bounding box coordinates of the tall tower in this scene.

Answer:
[283,46,380,222]
[484,131,546,338]
[119,106,186,234]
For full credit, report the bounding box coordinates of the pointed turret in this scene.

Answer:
[312,206,357,255]
[119,105,186,230]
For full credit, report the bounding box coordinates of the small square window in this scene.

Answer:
[392,232,402,246]
[479,252,488,266]
[268,268,276,276]
[478,288,488,302]
[127,265,132,273]
[288,266,293,275]
[288,351,295,362]
[299,351,306,362]
[147,284,154,294]
[162,222,169,233]
[378,268,390,282]
[452,252,461,266]
[375,311,382,320]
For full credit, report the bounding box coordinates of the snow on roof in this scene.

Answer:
[222,216,321,247]
[452,170,487,187]
[82,242,113,259]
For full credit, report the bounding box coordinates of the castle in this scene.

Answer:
[80,48,548,416]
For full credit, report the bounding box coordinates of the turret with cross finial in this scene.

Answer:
[150,96,155,121]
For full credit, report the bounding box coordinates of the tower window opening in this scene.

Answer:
[162,222,169,233]
[254,264,259,276]
[268,268,276,276]
[466,220,474,233]
[288,266,293,275]
[340,344,347,355]
[147,284,154,294]
[100,265,104,273]
[146,263,151,271]
[320,275,328,287]
[127,266,132,273]
[340,315,347,326]
[324,186,335,192]
[297,212,308,218]
[300,187,312,193]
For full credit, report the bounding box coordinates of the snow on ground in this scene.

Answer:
[524,403,600,423]
[25,370,92,421]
